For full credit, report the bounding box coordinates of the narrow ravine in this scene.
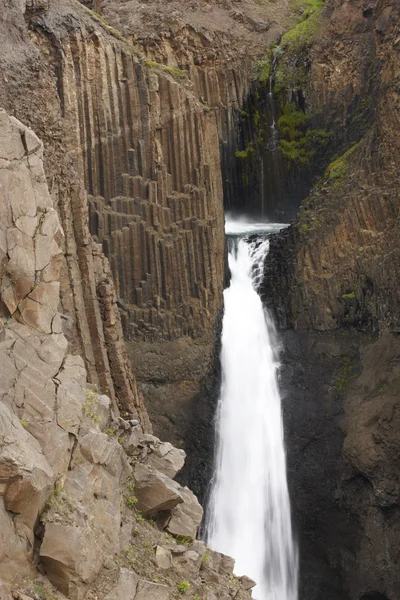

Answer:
[206,218,298,600]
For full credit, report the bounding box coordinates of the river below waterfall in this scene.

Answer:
[206,218,298,600]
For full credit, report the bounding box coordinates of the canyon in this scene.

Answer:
[0,0,399,599]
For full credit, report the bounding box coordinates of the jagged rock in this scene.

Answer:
[79,430,129,477]
[133,463,183,517]
[239,575,256,590]
[146,440,186,479]
[155,546,172,570]
[95,395,112,429]
[0,402,53,532]
[204,593,217,600]
[40,523,102,598]
[172,550,201,578]
[55,355,85,435]
[219,554,235,574]
[123,426,143,456]
[165,486,203,540]
[104,568,139,600]
[134,581,170,600]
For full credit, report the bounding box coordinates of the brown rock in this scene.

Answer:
[0,579,13,600]
[133,463,183,517]
[0,402,53,532]
[146,440,186,479]
[135,581,170,600]
[104,568,139,600]
[219,553,235,574]
[166,486,203,540]
[239,575,256,590]
[40,523,102,599]
[155,546,172,570]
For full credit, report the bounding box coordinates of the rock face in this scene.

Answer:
[0,0,296,480]
[259,1,400,599]
[0,111,252,600]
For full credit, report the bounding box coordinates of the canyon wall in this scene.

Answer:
[0,0,293,498]
[261,1,400,598]
[0,102,255,600]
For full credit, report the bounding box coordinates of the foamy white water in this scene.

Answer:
[206,222,298,600]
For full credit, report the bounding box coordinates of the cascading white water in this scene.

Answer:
[206,219,298,600]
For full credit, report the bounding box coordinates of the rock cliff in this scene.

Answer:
[259,1,400,598]
[0,107,253,600]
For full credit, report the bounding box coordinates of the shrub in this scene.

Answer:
[177,580,191,594]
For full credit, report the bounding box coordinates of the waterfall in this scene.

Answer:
[206,219,298,600]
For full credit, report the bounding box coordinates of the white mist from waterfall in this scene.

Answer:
[206,220,298,600]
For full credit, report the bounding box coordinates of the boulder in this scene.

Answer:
[40,523,102,599]
[78,430,130,480]
[219,553,235,574]
[155,546,172,570]
[123,426,143,456]
[172,549,201,579]
[239,575,256,590]
[134,581,170,600]
[165,486,203,540]
[133,463,183,517]
[104,568,139,600]
[0,402,53,533]
[146,441,186,479]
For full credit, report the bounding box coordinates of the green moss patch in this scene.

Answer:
[273,0,324,94]
[145,61,187,79]
[277,103,331,164]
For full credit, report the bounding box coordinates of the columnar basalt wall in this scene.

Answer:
[261,1,400,598]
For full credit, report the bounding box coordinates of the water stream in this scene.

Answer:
[206,218,298,600]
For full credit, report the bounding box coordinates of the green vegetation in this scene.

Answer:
[201,550,212,565]
[342,292,356,300]
[124,546,135,565]
[336,352,358,392]
[83,388,101,426]
[125,495,139,508]
[33,583,58,600]
[235,142,256,161]
[176,535,192,546]
[272,0,324,94]
[282,0,324,52]
[255,58,271,85]
[82,6,122,39]
[277,103,331,164]
[145,61,187,79]
[177,580,191,594]
[19,417,28,428]
[324,140,362,186]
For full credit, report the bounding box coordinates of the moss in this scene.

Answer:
[235,142,256,161]
[145,61,187,79]
[324,140,362,186]
[272,0,324,94]
[342,292,356,300]
[299,222,309,234]
[82,6,123,39]
[277,103,331,164]
[255,57,272,85]
[282,0,324,52]
[336,352,358,393]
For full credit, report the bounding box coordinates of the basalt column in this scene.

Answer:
[58,28,226,489]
